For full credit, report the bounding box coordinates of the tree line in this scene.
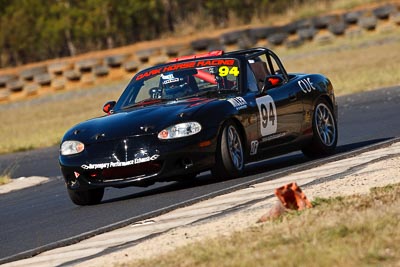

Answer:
[0,0,303,68]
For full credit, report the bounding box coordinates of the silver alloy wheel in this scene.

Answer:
[227,125,244,170]
[315,103,336,147]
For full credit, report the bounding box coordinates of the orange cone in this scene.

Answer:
[258,182,312,222]
[274,182,312,210]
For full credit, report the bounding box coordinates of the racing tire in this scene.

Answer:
[220,30,245,45]
[302,99,338,158]
[249,26,276,40]
[373,4,396,20]
[328,21,347,36]
[267,32,288,46]
[212,121,245,179]
[358,16,377,31]
[344,11,363,24]
[67,188,104,206]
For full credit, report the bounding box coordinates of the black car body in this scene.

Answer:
[59,47,338,205]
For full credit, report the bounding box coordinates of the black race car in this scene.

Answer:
[59,47,338,205]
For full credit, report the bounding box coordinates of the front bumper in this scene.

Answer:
[59,130,217,190]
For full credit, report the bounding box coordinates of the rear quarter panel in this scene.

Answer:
[290,73,336,134]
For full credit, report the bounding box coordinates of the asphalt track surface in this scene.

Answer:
[0,86,399,263]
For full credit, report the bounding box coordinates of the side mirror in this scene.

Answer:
[102,101,116,114]
[262,75,284,93]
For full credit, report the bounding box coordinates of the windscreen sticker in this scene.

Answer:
[298,78,316,93]
[228,97,247,110]
[161,62,196,73]
[136,68,162,80]
[219,66,240,77]
[136,59,236,80]
[256,95,277,136]
[196,59,235,67]
[161,74,180,84]
[81,154,160,170]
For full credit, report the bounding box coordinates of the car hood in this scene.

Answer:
[64,97,218,143]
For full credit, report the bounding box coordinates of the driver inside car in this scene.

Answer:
[161,73,198,99]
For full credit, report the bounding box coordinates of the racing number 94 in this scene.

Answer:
[256,95,277,136]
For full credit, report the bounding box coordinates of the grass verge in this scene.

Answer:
[0,175,11,185]
[0,83,124,154]
[0,163,14,185]
[129,183,400,267]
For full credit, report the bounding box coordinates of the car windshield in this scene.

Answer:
[115,58,240,110]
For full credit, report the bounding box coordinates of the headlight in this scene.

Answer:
[60,140,85,155]
[158,122,202,140]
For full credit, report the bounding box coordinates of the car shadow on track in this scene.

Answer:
[101,137,393,204]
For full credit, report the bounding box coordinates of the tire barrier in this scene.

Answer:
[135,48,160,63]
[344,10,364,24]
[373,4,397,19]
[25,84,40,96]
[123,60,140,73]
[34,73,52,86]
[163,44,188,57]
[249,26,277,40]
[285,38,304,49]
[191,38,217,51]
[391,12,400,25]
[267,32,289,46]
[0,2,399,103]
[104,54,129,68]
[52,78,66,91]
[207,42,225,52]
[297,27,317,41]
[150,55,170,65]
[237,36,256,49]
[313,15,339,29]
[293,18,313,31]
[93,65,109,77]
[358,14,378,31]
[81,73,95,85]
[75,58,100,73]
[220,30,247,45]
[47,62,72,76]
[0,74,16,88]
[64,69,82,81]
[7,80,24,93]
[19,66,47,81]
[328,21,347,35]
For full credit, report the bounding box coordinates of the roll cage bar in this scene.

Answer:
[225,47,289,83]
[171,47,289,84]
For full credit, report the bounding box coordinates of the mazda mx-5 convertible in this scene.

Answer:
[59,47,338,205]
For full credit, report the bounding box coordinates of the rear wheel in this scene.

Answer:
[212,121,244,179]
[67,188,104,206]
[302,99,338,158]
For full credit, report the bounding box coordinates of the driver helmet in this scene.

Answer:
[161,73,192,98]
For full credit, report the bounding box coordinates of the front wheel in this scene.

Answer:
[212,121,245,179]
[302,99,338,158]
[67,188,104,206]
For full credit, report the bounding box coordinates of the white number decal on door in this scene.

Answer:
[256,95,277,136]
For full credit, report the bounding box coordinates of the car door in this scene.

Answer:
[249,59,304,151]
